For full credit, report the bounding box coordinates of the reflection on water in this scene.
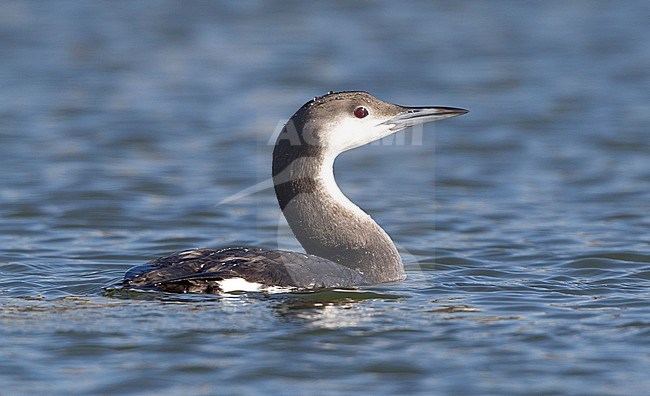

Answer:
[272,290,404,328]
[1,0,650,394]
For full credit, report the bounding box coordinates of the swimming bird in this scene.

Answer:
[122,91,467,294]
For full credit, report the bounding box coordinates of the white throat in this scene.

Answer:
[317,151,371,219]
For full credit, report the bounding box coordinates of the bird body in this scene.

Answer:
[123,91,467,293]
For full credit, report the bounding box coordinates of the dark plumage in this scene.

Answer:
[124,247,366,293]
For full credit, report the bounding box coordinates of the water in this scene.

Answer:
[1,0,649,394]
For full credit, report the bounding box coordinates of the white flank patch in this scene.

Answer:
[217,278,296,294]
[217,278,263,293]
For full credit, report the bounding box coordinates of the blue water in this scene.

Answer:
[1,1,649,394]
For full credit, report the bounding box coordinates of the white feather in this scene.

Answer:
[217,278,263,292]
[217,278,295,294]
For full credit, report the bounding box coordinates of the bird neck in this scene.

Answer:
[272,141,404,283]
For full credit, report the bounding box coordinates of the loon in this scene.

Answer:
[122,91,467,294]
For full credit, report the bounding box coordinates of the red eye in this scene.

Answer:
[354,106,369,118]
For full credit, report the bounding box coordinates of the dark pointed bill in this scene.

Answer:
[381,106,468,131]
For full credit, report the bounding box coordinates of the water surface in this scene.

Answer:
[1,1,649,394]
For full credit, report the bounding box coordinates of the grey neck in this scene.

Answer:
[272,139,405,284]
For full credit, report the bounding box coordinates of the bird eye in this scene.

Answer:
[353,106,369,119]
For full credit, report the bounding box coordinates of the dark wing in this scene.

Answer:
[122,247,367,294]
[123,247,295,293]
